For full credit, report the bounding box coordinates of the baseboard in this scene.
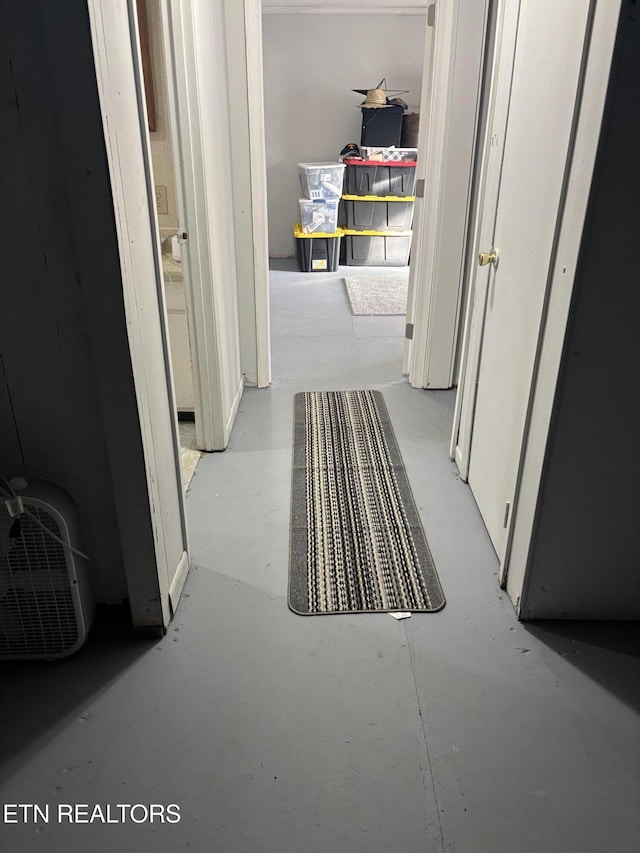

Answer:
[169,550,190,615]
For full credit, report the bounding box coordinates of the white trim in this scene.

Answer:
[225,377,245,443]
[88,0,189,628]
[416,0,458,372]
[246,1,272,389]
[169,550,190,613]
[225,0,271,389]
[130,7,189,554]
[450,0,522,477]
[161,0,210,447]
[403,9,436,376]
[501,0,599,588]
[505,0,621,612]
[408,0,489,390]
[161,0,242,450]
[454,444,464,470]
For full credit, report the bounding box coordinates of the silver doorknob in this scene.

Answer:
[478,249,498,267]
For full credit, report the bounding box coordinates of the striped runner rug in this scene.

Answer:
[289,390,445,614]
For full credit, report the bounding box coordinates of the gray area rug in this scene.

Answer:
[344,274,408,315]
[289,390,445,615]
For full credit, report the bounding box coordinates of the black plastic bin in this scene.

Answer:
[344,159,417,197]
[294,225,343,272]
[360,105,404,147]
[343,195,415,231]
[343,230,412,267]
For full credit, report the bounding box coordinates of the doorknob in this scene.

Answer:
[478,248,498,267]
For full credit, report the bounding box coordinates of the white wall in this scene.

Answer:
[262,12,427,257]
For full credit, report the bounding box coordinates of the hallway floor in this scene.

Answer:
[1,263,639,852]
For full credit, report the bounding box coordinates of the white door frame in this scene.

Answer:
[242,2,488,393]
[247,0,271,389]
[161,1,497,400]
[161,0,244,450]
[451,0,621,600]
[224,0,271,389]
[449,0,522,478]
[406,0,491,390]
[504,0,621,606]
[88,0,190,625]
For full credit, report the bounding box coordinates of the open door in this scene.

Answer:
[405,0,491,390]
[449,0,521,478]
[161,0,244,451]
[88,0,190,624]
[452,0,601,572]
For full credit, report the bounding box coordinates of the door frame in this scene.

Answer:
[156,0,504,407]
[504,0,622,606]
[161,0,243,451]
[451,0,622,599]
[88,0,190,626]
[449,0,522,479]
[223,0,271,389]
[239,2,491,393]
[406,0,492,390]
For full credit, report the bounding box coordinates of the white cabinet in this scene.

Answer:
[164,278,194,412]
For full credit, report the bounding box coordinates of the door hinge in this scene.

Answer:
[427,4,436,27]
[415,178,425,199]
[405,323,414,340]
[503,501,511,528]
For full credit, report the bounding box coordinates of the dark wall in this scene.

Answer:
[524,2,640,618]
[0,1,156,603]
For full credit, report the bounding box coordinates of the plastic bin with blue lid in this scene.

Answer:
[298,162,345,199]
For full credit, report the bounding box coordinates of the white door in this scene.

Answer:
[460,0,595,562]
[161,0,244,451]
[450,0,522,477]
[89,0,190,624]
[405,0,490,389]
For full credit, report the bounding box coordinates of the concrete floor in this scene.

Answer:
[177,419,201,493]
[1,262,639,852]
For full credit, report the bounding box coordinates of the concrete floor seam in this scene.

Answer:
[404,620,446,853]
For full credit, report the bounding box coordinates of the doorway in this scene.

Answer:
[138,0,201,490]
[450,0,622,604]
[90,0,627,625]
[139,0,493,455]
[262,8,427,386]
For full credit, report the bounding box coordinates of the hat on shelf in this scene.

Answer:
[362,88,388,108]
[339,142,362,159]
[352,78,409,109]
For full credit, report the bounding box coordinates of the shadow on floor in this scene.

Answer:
[0,605,155,780]
[523,620,640,713]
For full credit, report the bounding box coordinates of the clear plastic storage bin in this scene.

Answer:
[299,198,340,234]
[298,162,345,199]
